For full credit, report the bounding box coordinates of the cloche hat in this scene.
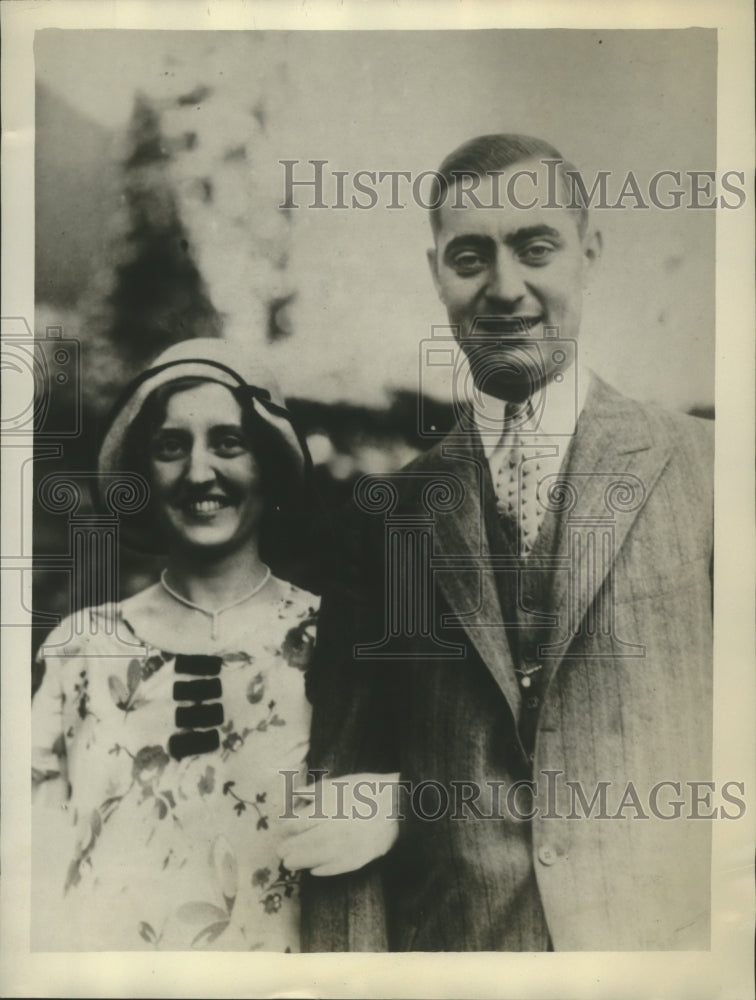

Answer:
[99,338,307,482]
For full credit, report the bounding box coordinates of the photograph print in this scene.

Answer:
[16,19,738,968]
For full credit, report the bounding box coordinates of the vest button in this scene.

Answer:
[519,658,541,689]
[537,845,557,866]
[526,695,540,710]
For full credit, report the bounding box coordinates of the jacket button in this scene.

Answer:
[537,845,556,866]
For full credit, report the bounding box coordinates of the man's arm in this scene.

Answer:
[306,500,400,777]
[300,499,399,951]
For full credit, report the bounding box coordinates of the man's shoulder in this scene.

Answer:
[634,394,712,454]
[587,374,713,464]
[648,402,713,458]
[334,428,472,545]
[400,437,450,474]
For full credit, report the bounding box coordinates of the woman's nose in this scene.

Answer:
[186,444,215,483]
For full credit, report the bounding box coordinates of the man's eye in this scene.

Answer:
[520,243,555,265]
[451,252,487,275]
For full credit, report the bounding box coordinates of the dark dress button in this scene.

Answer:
[174,654,222,676]
[168,728,220,761]
[173,678,222,702]
[175,702,224,729]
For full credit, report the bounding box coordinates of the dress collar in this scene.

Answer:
[120,575,284,655]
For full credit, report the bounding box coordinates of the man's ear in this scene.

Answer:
[426,246,444,301]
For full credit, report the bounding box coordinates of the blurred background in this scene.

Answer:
[33,28,716,659]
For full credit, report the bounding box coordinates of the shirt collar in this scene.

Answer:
[472,363,591,459]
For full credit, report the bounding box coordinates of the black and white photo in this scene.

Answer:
[1,2,753,998]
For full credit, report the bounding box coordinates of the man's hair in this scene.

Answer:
[428,133,589,237]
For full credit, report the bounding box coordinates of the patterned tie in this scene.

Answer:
[493,400,546,555]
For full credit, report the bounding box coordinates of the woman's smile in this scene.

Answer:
[179,494,232,518]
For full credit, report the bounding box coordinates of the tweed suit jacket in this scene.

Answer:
[302,374,713,951]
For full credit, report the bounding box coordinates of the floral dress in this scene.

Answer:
[31,579,317,952]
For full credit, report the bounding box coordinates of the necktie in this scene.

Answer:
[493,400,546,555]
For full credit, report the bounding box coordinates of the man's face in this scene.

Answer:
[427,161,601,401]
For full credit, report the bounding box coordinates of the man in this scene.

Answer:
[298,135,713,951]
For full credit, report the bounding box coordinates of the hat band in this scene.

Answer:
[99,353,314,489]
[102,357,277,434]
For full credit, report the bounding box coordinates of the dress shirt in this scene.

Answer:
[472,363,590,481]
[472,364,590,552]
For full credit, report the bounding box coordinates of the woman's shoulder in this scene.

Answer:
[119,582,163,623]
[37,600,142,662]
[265,578,318,675]
[271,577,320,620]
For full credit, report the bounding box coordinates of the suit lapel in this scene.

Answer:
[428,415,522,719]
[419,378,673,708]
[546,375,673,669]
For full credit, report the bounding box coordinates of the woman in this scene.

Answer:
[32,339,396,952]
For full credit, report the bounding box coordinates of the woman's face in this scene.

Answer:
[148,381,265,555]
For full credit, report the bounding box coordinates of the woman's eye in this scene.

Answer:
[215,435,247,456]
[152,436,186,461]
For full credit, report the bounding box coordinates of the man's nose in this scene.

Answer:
[487,252,526,304]
[186,444,215,483]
